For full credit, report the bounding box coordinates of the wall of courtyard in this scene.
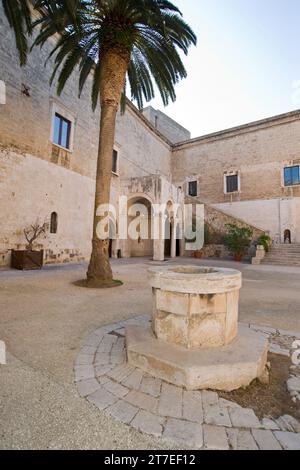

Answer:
[0,3,172,266]
[172,113,300,203]
[172,112,300,241]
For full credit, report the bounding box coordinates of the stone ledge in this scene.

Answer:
[126,324,268,392]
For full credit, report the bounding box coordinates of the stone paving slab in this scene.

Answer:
[203,425,229,450]
[229,407,261,429]
[105,399,139,425]
[183,391,204,423]
[235,430,258,450]
[74,315,300,450]
[131,410,164,438]
[87,387,118,410]
[77,378,101,397]
[140,376,162,397]
[125,389,158,414]
[251,429,282,450]
[203,403,232,427]
[164,419,203,448]
[274,431,300,450]
[158,383,182,418]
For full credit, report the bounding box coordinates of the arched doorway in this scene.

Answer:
[284,229,291,244]
[127,197,153,258]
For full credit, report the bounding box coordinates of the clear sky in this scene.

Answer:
[147,0,300,137]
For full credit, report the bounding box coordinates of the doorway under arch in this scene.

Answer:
[127,196,153,258]
[284,229,291,244]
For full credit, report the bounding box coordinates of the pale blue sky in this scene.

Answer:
[148,0,300,137]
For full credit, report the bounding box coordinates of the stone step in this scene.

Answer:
[268,251,300,254]
[265,255,300,261]
[271,249,300,252]
[267,258,300,261]
[265,253,300,257]
[261,260,300,266]
[266,253,300,259]
[270,248,300,251]
[271,244,300,248]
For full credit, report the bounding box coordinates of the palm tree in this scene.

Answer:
[3,0,197,287]
[2,0,32,65]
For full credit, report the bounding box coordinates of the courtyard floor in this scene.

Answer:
[0,257,300,449]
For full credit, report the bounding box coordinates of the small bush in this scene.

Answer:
[224,223,253,259]
[257,234,272,252]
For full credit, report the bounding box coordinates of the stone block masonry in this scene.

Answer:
[75,315,300,450]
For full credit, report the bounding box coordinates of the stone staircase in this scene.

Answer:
[262,244,300,267]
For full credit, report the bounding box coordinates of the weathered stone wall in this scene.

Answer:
[2,1,300,265]
[0,3,173,266]
[214,197,300,243]
[204,203,265,241]
[142,106,191,144]
[172,113,300,203]
[185,196,265,242]
[0,148,94,266]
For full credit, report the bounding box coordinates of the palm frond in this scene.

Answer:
[2,0,31,65]
[4,0,197,110]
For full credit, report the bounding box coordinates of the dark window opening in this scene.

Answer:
[53,113,71,149]
[50,212,58,234]
[284,166,300,187]
[112,149,118,174]
[188,181,198,197]
[226,174,238,193]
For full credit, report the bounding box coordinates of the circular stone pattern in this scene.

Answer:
[75,316,300,450]
[148,266,242,349]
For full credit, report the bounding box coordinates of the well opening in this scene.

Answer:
[170,267,218,275]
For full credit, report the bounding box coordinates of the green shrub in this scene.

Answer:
[224,224,253,258]
[257,234,272,252]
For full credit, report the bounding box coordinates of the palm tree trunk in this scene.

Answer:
[86,49,129,287]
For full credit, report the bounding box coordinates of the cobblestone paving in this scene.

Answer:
[75,315,300,450]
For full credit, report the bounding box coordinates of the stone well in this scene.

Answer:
[150,266,241,349]
[126,266,269,392]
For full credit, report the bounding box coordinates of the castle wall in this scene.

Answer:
[0,3,172,266]
[172,113,300,241]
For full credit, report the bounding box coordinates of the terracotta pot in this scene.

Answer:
[234,253,243,262]
[194,251,203,259]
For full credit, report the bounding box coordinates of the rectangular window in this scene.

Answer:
[284,166,300,187]
[112,149,118,174]
[53,113,71,149]
[188,181,198,197]
[226,174,238,193]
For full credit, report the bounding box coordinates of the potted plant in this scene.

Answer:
[224,223,253,262]
[11,220,48,270]
[256,234,272,253]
